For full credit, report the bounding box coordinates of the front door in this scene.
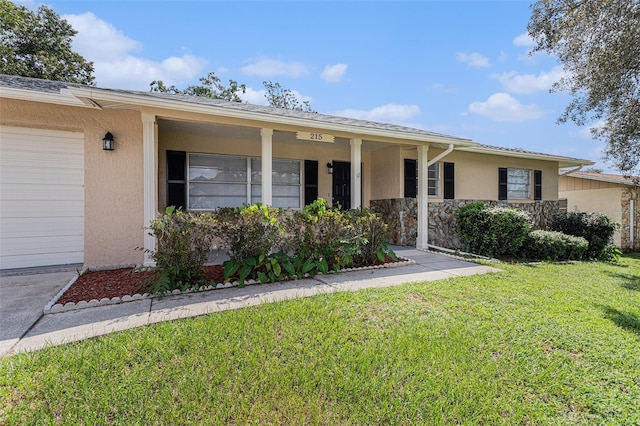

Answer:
[332,161,350,210]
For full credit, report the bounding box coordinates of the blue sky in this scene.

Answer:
[23,1,612,171]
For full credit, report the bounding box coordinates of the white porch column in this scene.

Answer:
[261,128,273,206]
[350,138,362,209]
[142,113,158,266]
[416,144,430,249]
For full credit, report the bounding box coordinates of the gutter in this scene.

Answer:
[427,144,454,166]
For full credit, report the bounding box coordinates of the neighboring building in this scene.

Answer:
[0,75,592,270]
[559,171,640,250]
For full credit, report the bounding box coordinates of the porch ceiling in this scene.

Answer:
[157,118,422,151]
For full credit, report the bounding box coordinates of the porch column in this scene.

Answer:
[261,128,273,206]
[142,113,158,266]
[350,138,362,209]
[416,144,429,249]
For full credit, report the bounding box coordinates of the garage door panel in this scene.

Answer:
[0,126,84,269]
[1,218,83,238]
[0,235,84,257]
[1,251,84,270]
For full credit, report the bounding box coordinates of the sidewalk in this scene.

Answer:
[1,248,500,356]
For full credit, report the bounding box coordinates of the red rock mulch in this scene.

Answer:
[56,265,225,305]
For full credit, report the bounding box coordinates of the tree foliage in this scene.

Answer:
[263,80,316,112]
[0,0,94,84]
[150,72,315,112]
[528,0,640,174]
[150,72,246,102]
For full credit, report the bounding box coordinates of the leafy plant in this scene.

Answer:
[143,206,217,295]
[455,203,531,258]
[345,208,397,266]
[522,230,588,261]
[551,211,620,260]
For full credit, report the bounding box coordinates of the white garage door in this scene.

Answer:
[0,126,84,270]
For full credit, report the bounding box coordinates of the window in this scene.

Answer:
[498,167,531,200]
[187,153,301,210]
[404,159,440,198]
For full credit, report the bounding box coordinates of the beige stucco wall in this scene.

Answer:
[559,176,624,247]
[158,129,372,210]
[371,145,560,201]
[0,98,144,267]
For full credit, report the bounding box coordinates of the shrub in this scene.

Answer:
[522,230,588,261]
[551,212,620,260]
[145,206,217,294]
[345,208,397,266]
[214,204,286,261]
[455,203,531,258]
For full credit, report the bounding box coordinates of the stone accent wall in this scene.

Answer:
[621,187,640,251]
[371,198,560,249]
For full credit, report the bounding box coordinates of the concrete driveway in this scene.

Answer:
[0,269,76,356]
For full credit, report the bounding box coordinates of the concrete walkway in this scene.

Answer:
[0,248,499,357]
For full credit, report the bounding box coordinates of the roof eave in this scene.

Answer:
[66,87,475,147]
[458,145,594,168]
[0,86,96,108]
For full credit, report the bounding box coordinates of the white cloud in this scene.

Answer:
[239,87,269,105]
[456,52,490,68]
[468,93,545,123]
[571,120,605,140]
[62,12,207,90]
[493,66,565,94]
[321,63,348,83]
[241,58,309,78]
[513,32,536,47]
[498,50,508,63]
[333,104,421,123]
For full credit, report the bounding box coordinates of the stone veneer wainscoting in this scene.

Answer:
[371,198,560,249]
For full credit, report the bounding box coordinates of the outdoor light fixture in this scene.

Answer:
[326,162,334,174]
[102,132,114,151]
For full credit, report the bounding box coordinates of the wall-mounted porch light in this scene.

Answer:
[326,162,334,174]
[102,132,115,151]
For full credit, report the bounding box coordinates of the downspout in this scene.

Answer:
[559,165,584,176]
[630,199,635,248]
[427,143,454,167]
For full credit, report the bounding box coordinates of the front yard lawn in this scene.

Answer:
[1,256,639,424]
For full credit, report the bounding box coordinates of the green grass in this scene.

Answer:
[2,257,640,425]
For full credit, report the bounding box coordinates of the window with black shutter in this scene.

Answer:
[534,170,542,200]
[167,150,186,209]
[498,167,508,200]
[304,160,318,206]
[443,162,455,199]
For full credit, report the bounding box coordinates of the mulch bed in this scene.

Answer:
[56,255,401,305]
[56,265,225,305]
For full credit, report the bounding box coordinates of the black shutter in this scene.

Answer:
[498,167,508,200]
[167,150,186,209]
[443,162,455,199]
[404,159,417,198]
[304,160,318,206]
[534,170,542,200]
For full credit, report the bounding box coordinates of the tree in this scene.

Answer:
[150,72,246,103]
[263,80,316,112]
[0,0,94,84]
[528,0,640,174]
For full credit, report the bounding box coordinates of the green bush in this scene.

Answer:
[345,208,397,266]
[551,212,620,260]
[145,207,217,294]
[523,230,588,261]
[455,202,531,258]
[214,204,286,262]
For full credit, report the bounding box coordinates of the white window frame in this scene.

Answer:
[186,153,302,210]
[428,162,440,198]
[507,168,531,200]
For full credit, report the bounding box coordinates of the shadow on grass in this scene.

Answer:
[601,306,640,336]
[604,271,640,291]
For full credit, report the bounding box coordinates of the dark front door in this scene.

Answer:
[332,161,350,210]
